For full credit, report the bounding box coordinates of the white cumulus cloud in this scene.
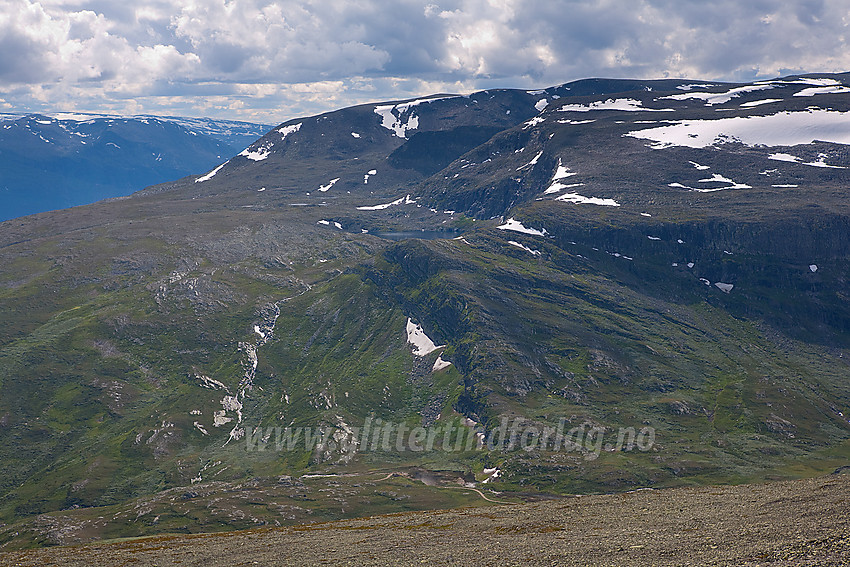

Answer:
[0,0,848,122]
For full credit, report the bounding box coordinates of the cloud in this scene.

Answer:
[0,0,849,122]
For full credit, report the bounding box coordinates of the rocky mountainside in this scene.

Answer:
[0,74,849,548]
[0,113,272,221]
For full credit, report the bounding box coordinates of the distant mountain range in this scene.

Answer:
[1,73,849,548]
[0,113,272,221]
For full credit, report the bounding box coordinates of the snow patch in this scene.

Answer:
[319,178,340,192]
[783,77,841,86]
[375,105,420,138]
[545,182,584,195]
[809,264,819,272]
[497,218,548,236]
[676,83,717,91]
[804,154,846,169]
[794,85,850,97]
[51,112,109,121]
[508,240,542,256]
[661,84,774,105]
[535,99,549,111]
[552,159,576,181]
[523,116,546,129]
[740,98,782,107]
[559,98,674,112]
[695,173,752,191]
[433,356,452,372]
[517,150,543,170]
[240,143,272,161]
[277,122,302,138]
[351,132,361,138]
[543,158,584,195]
[555,192,621,206]
[374,97,452,138]
[195,161,228,182]
[482,468,502,483]
[356,194,413,211]
[769,152,845,168]
[625,110,850,149]
[714,282,734,293]
[769,152,801,163]
[406,318,444,357]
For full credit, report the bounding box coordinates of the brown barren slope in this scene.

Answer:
[3,473,849,566]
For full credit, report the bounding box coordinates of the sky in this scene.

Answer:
[1,0,849,125]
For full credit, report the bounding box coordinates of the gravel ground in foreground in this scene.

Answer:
[3,473,849,566]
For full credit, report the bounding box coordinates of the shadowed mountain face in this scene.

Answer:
[1,74,849,548]
[0,114,273,221]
